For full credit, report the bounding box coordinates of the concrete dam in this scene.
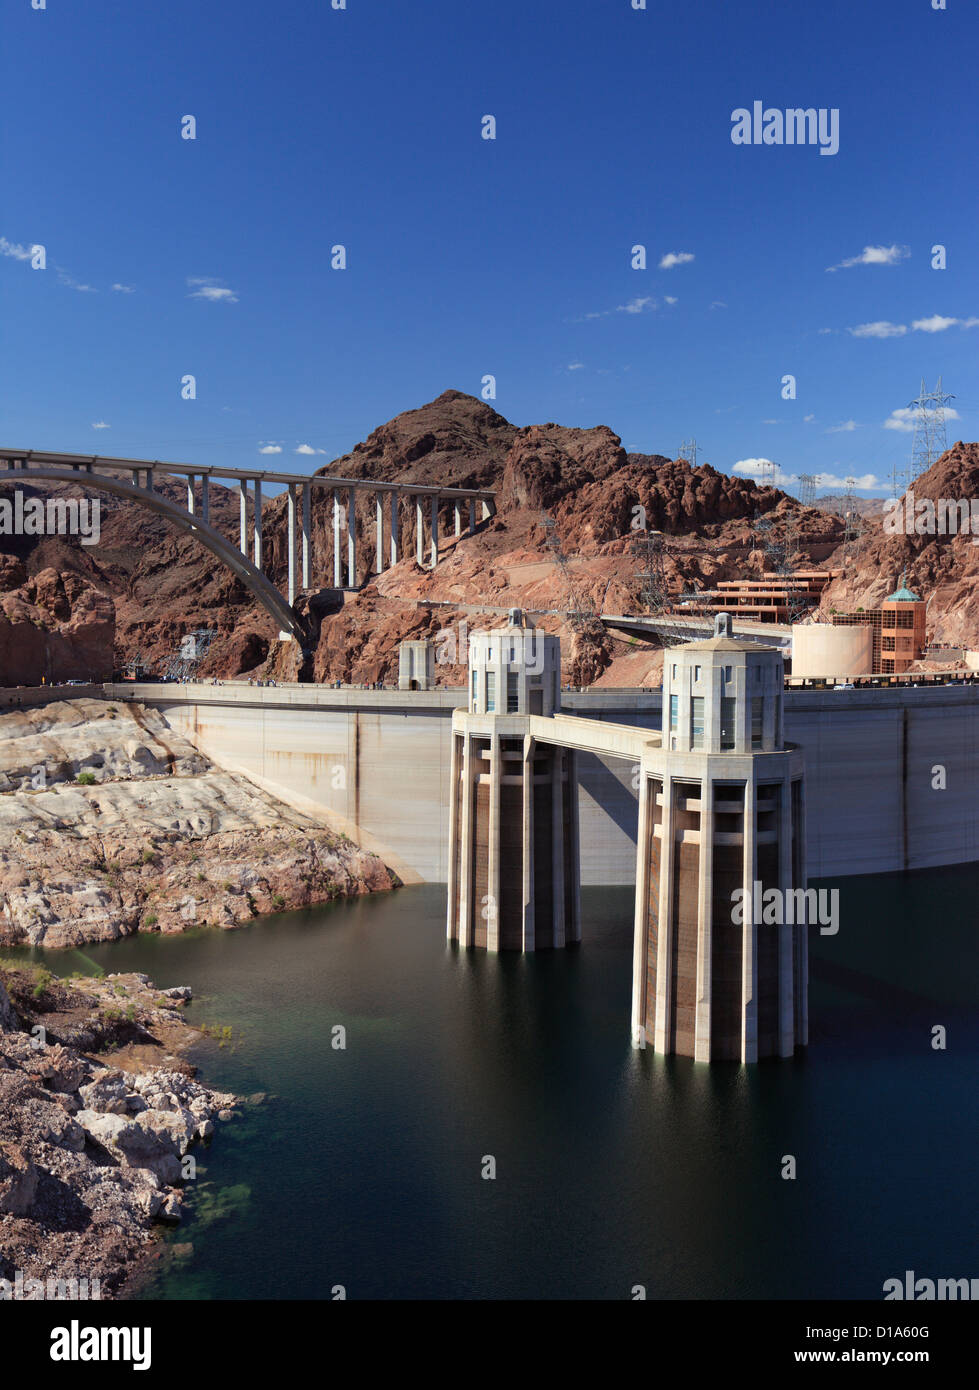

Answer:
[100,675,978,887]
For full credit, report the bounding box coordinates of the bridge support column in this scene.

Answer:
[429,496,439,569]
[347,488,357,588]
[144,468,155,492]
[301,483,311,589]
[390,491,400,565]
[186,476,196,516]
[253,480,263,570]
[239,481,248,556]
[375,495,385,575]
[481,498,493,522]
[201,476,210,525]
[454,500,463,538]
[415,496,424,566]
[468,498,476,534]
[333,492,343,588]
[287,485,297,606]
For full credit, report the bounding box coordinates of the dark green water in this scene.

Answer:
[24,870,979,1300]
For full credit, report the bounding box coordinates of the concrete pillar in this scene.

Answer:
[458,734,474,946]
[481,498,492,522]
[454,500,463,537]
[415,497,424,566]
[551,747,566,949]
[253,479,263,570]
[469,498,476,535]
[301,483,311,589]
[287,485,297,607]
[390,491,400,565]
[145,468,155,493]
[239,481,248,555]
[795,778,809,1049]
[521,734,535,951]
[186,476,196,515]
[777,779,795,1057]
[201,476,210,525]
[376,495,385,574]
[567,749,581,943]
[447,732,461,942]
[333,492,343,588]
[430,495,439,568]
[653,778,675,1054]
[694,781,715,1063]
[487,733,501,952]
[347,488,356,587]
[631,771,653,1045]
[741,777,758,1064]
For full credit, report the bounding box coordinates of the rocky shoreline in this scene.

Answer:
[0,964,239,1300]
[0,697,397,948]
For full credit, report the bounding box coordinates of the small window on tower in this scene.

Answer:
[486,671,496,713]
[691,696,705,749]
[721,697,736,750]
[694,665,702,683]
[506,671,519,713]
[670,694,678,731]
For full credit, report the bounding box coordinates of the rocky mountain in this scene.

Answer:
[13,391,976,687]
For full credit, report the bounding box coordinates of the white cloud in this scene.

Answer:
[803,413,816,423]
[617,296,655,314]
[827,243,909,272]
[912,314,979,333]
[0,237,34,261]
[111,283,135,293]
[187,277,239,303]
[91,421,111,430]
[659,252,694,269]
[258,444,283,454]
[733,458,793,484]
[849,320,907,338]
[664,295,677,305]
[57,271,96,292]
[294,444,326,455]
[812,472,881,490]
[709,300,727,310]
[827,420,859,433]
[883,405,961,433]
[566,361,584,370]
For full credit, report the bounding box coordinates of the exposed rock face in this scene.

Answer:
[0,553,115,684]
[21,390,979,688]
[820,443,979,651]
[0,966,238,1299]
[0,698,397,948]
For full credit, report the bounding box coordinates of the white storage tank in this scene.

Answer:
[792,622,874,679]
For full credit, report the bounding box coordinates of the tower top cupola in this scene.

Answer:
[662,612,785,754]
[468,612,562,716]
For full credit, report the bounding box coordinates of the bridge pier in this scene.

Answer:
[239,481,248,556]
[390,491,400,565]
[254,479,263,569]
[430,496,439,569]
[347,488,356,587]
[376,495,385,575]
[415,496,424,566]
[333,492,343,588]
[287,485,298,605]
[201,475,210,525]
[301,483,311,589]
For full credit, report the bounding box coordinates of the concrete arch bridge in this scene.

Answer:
[0,448,497,643]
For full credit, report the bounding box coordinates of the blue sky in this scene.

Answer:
[1,0,976,496]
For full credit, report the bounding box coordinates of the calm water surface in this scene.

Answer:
[26,870,979,1300]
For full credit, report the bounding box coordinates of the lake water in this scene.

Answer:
[27,870,979,1300]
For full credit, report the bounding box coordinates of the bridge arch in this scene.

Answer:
[6,469,305,641]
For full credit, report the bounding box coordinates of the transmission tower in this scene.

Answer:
[909,376,955,482]
[677,438,699,468]
[798,473,818,508]
[757,459,780,492]
[540,512,603,637]
[839,477,863,569]
[629,528,689,646]
[755,511,810,623]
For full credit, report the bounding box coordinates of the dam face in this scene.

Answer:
[93,681,979,886]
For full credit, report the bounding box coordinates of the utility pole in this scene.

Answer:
[909,376,955,483]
